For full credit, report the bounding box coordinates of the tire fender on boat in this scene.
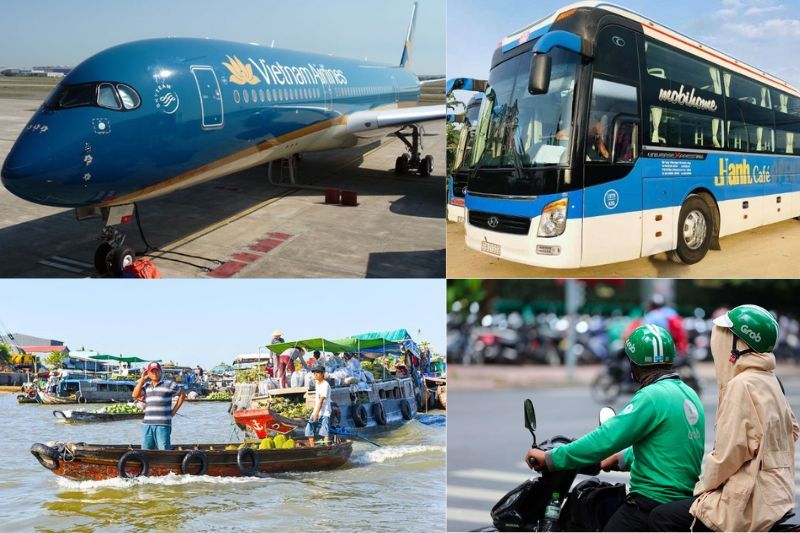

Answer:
[352,404,368,427]
[77,395,87,404]
[118,450,149,478]
[181,450,209,476]
[331,402,342,427]
[30,443,60,471]
[372,402,387,425]
[237,447,259,476]
[400,399,412,420]
[53,410,66,419]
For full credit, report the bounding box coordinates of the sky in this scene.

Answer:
[0,279,445,368]
[0,0,445,75]
[448,0,800,87]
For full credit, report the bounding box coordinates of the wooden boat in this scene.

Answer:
[423,376,446,410]
[30,438,353,481]
[53,409,144,423]
[38,390,78,405]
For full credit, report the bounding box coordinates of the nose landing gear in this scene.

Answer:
[394,124,434,177]
[81,204,136,277]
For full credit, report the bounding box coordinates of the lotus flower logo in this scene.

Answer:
[223,55,260,85]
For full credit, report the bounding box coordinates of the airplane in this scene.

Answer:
[1,2,443,276]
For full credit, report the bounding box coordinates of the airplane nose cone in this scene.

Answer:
[1,137,53,204]
[1,120,90,207]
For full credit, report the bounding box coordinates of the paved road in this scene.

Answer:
[446,219,800,279]
[447,373,800,531]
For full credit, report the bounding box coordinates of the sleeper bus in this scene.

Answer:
[457,1,800,268]
[448,91,484,223]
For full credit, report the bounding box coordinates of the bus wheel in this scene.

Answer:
[673,195,712,264]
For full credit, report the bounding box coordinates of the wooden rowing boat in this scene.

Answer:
[53,409,144,423]
[31,438,353,481]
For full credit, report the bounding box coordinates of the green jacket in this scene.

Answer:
[544,376,705,503]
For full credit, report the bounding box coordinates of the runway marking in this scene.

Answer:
[50,256,93,268]
[207,260,248,278]
[231,252,261,264]
[37,256,93,275]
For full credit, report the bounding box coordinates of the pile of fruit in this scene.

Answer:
[97,404,143,415]
[224,434,296,450]
[259,434,296,449]
[269,397,312,420]
[206,392,231,401]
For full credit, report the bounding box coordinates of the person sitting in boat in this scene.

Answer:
[305,363,331,447]
[132,362,186,450]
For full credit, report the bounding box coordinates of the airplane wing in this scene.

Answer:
[345,105,445,138]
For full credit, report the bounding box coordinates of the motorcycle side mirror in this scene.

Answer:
[599,406,616,425]
[524,399,537,445]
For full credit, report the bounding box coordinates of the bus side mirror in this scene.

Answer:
[529,53,551,95]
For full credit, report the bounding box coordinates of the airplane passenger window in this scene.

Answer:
[97,83,121,110]
[116,84,140,109]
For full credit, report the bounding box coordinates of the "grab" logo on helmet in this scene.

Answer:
[740,324,761,342]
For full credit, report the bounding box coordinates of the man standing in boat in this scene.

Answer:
[305,363,331,447]
[132,362,187,450]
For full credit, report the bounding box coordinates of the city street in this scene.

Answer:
[447,369,800,532]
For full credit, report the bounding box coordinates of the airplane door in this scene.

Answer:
[190,66,224,129]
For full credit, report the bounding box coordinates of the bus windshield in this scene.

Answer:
[471,47,579,172]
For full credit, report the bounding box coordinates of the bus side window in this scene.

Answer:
[586,78,637,163]
[612,120,639,164]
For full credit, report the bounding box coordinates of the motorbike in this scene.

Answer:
[590,349,702,404]
[474,399,800,532]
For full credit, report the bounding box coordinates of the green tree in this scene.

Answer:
[0,344,10,363]
[44,350,67,369]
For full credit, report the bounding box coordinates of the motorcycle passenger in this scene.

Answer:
[526,325,705,532]
[649,305,799,532]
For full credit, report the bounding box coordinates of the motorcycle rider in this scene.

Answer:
[526,324,705,532]
[649,304,799,532]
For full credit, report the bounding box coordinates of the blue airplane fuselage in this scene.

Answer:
[2,38,420,207]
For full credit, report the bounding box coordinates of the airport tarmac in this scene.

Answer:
[0,97,445,278]
[446,218,800,278]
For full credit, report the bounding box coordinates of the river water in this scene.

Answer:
[0,393,446,532]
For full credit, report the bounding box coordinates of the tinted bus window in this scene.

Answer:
[645,40,722,95]
[593,26,639,82]
[654,107,722,149]
[725,73,771,107]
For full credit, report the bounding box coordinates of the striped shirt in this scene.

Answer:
[142,379,181,425]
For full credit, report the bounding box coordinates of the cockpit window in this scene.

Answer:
[97,83,121,110]
[116,84,140,110]
[44,82,141,111]
[49,83,97,109]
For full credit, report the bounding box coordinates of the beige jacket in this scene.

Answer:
[690,326,799,532]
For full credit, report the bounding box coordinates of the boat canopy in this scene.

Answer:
[349,329,419,356]
[88,354,156,363]
[264,338,353,354]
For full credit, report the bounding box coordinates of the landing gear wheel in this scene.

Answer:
[673,195,712,265]
[395,154,410,174]
[94,242,113,275]
[419,155,433,177]
[112,246,136,277]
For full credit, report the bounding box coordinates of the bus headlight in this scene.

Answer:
[537,198,568,238]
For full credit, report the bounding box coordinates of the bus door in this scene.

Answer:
[580,26,643,266]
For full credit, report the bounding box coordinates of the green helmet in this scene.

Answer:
[713,304,778,354]
[624,324,676,366]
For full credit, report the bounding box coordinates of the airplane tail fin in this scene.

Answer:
[399,2,418,70]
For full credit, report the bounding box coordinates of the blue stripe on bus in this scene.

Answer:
[466,152,800,219]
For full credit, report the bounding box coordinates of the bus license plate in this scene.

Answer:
[481,241,501,256]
